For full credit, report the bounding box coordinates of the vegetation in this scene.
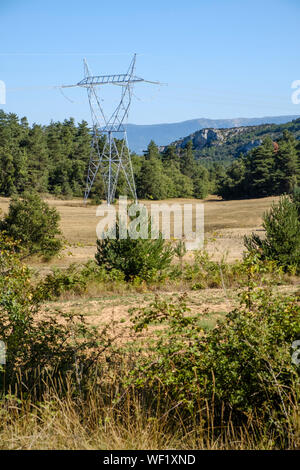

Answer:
[0,111,214,201]
[173,117,300,163]
[218,132,300,199]
[0,192,63,259]
[95,217,174,281]
[0,234,115,394]
[0,239,299,449]
[245,191,300,272]
[2,110,300,202]
[0,109,300,450]
[130,264,300,425]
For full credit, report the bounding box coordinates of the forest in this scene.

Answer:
[0,109,299,202]
[0,110,213,201]
[217,131,300,199]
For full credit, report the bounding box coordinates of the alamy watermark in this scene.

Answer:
[291,80,300,104]
[0,80,6,105]
[0,341,6,365]
[291,340,300,366]
[96,196,204,251]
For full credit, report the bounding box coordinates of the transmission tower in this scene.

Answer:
[62,54,161,204]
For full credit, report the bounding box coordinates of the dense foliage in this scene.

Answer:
[0,234,114,393]
[0,110,215,200]
[130,257,300,426]
[245,192,300,271]
[218,132,300,199]
[0,192,63,259]
[1,109,299,202]
[95,218,174,281]
[0,235,299,448]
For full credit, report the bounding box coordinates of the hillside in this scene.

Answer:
[164,117,300,162]
[126,115,300,154]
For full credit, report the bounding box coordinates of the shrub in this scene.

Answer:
[0,192,63,259]
[291,185,300,217]
[95,218,174,281]
[35,260,125,300]
[129,257,300,430]
[244,196,300,271]
[0,234,114,395]
[206,286,300,415]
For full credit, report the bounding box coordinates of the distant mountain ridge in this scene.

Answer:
[125,115,300,154]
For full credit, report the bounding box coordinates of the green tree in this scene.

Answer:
[26,124,49,192]
[162,144,180,167]
[95,218,174,281]
[0,192,63,259]
[245,137,275,197]
[218,159,246,199]
[274,131,299,194]
[164,161,193,197]
[144,140,160,160]
[137,156,174,200]
[244,196,300,270]
[0,148,16,196]
[180,141,196,178]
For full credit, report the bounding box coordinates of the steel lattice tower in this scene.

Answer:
[62,54,160,204]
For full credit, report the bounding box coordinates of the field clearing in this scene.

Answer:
[43,283,299,339]
[0,194,287,333]
[0,194,280,268]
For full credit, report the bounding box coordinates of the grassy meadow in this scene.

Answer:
[0,194,299,450]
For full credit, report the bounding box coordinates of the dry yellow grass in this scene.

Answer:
[0,194,279,267]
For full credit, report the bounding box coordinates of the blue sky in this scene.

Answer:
[1,0,300,125]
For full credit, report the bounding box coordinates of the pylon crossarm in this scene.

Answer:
[77,74,145,87]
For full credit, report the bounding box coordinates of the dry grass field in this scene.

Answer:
[0,193,285,332]
[0,194,280,268]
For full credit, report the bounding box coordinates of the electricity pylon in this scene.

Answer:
[62,54,161,204]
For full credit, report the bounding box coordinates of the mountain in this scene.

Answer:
[162,118,300,163]
[125,115,300,154]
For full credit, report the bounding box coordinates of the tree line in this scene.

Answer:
[0,110,219,201]
[217,131,300,199]
[1,109,299,202]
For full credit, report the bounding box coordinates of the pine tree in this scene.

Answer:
[162,144,180,167]
[245,137,275,197]
[218,159,246,199]
[26,124,49,192]
[0,148,16,196]
[180,141,196,178]
[137,156,174,200]
[164,161,193,197]
[144,140,160,160]
[245,196,300,271]
[274,130,299,194]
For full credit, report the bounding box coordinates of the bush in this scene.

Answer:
[206,286,300,414]
[35,260,125,300]
[129,257,300,431]
[95,218,174,281]
[244,196,300,271]
[0,234,114,395]
[176,250,284,289]
[0,192,63,259]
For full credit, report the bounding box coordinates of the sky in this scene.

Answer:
[0,0,300,126]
